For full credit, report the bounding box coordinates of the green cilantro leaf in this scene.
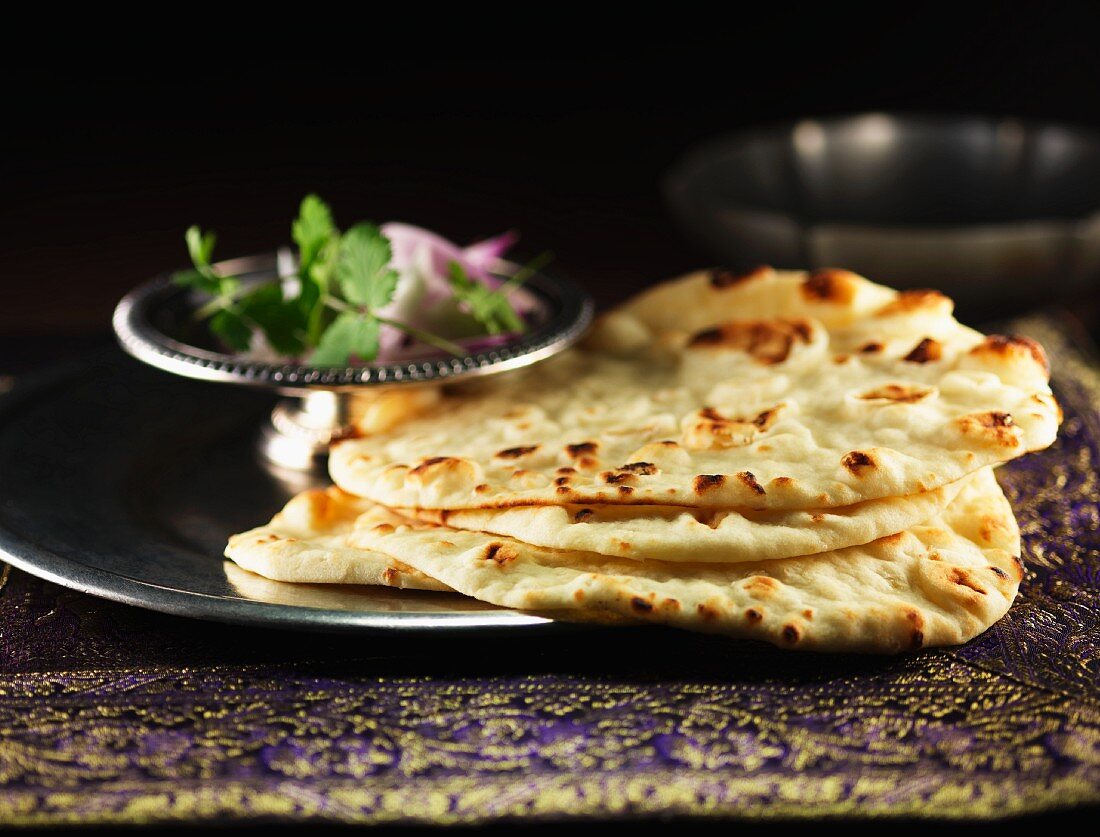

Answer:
[238,284,306,356]
[209,308,252,352]
[292,195,337,269]
[335,223,400,310]
[186,225,217,267]
[448,261,524,335]
[305,297,337,349]
[292,195,341,347]
[310,312,381,365]
[174,225,238,298]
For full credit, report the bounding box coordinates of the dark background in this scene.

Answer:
[6,9,1100,361]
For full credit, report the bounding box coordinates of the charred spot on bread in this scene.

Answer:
[687,319,815,365]
[1011,556,1025,582]
[949,568,987,594]
[751,407,782,429]
[744,576,777,596]
[903,338,943,364]
[737,471,766,495]
[696,603,720,622]
[800,269,858,304]
[566,441,599,458]
[689,327,724,346]
[902,610,926,648]
[693,474,726,493]
[409,456,453,475]
[858,383,935,403]
[483,542,518,567]
[876,289,952,317]
[972,334,1050,374]
[683,405,784,451]
[495,445,540,459]
[600,471,634,485]
[842,450,876,475]
[630,596,654,614]
[956,411,1020,447]
[709,265,771,289]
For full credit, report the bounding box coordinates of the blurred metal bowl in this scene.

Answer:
[665,113,1100,315]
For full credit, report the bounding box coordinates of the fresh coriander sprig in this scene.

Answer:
[448,262,521,335]
[447,250,548,335]
[317,293,467,358]
[291,194,340,346]
[373,315,468,356]
[173,195,533,365]
[175,226,250,351]
[309,223,402,364]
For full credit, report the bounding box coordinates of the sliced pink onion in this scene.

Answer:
[374,222,526,360]
[463,230,519,272]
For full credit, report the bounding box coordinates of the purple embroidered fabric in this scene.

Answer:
[0,314,1098,826]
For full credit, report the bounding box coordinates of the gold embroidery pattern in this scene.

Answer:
[0,660,1097,825]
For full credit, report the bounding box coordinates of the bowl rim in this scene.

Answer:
[666,110,1100,231]
[113,252,594,392]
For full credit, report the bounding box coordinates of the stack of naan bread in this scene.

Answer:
[227,267,1061,653]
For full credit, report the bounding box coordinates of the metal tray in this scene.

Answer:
[0,351,571,633]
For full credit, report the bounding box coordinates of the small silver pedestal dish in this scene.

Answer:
[666,113,1100,316]
[113,253,594,471]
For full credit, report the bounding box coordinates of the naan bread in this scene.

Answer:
[402,478,965,563]
[225,487,450,591]
[350,386,441,435]
[331,268,1059,511]
[347,468,1022,653]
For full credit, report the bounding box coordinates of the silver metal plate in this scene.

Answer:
[0,353,573,633]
